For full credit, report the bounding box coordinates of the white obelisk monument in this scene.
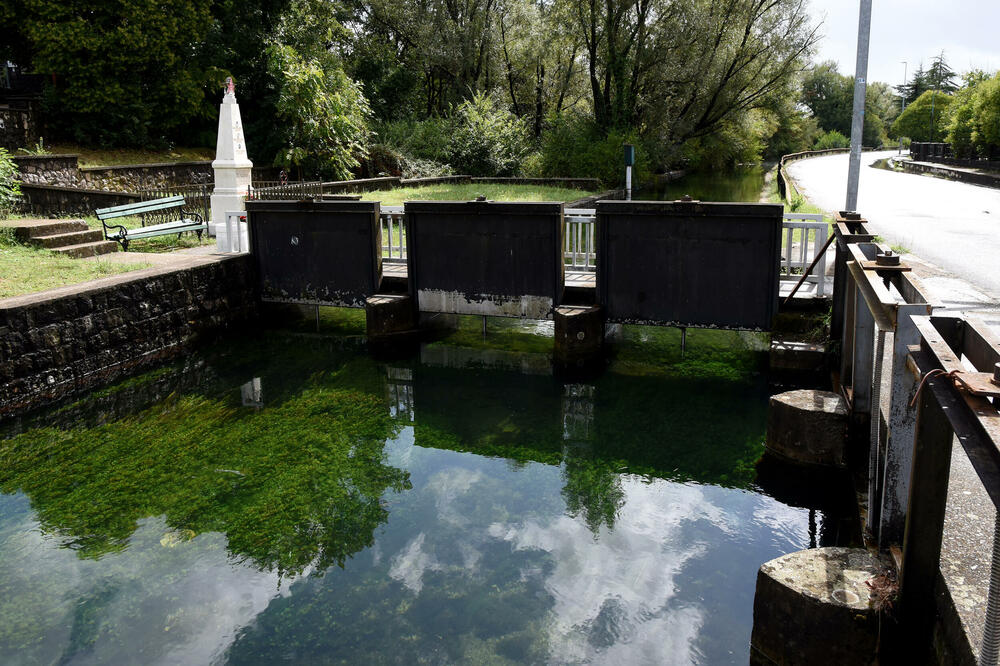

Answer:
[211,77,252,244]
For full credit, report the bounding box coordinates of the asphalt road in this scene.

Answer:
[787,150,1000,319]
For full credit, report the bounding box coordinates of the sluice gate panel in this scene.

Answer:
[596,201,783,330]
[405,201,564,318]
[246,200,382,307]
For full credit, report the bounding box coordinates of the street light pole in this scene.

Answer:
[899,61,907,155]
[845,0,872,212]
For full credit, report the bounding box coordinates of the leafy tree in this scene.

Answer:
[947,83,979,157]
[572,0,818,145]
[270,45,372,180]
[897,63,929,105]
[892,89,953,142]
[801,61,852,136]
[800,61,890,147]
[198,0,295,159]
[267,0,372,179]
[6,0,216,147]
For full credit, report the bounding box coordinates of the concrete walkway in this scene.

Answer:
[78,242,224,267]
[787,150,1000,330]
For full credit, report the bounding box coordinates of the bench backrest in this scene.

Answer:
[95,195,187,220]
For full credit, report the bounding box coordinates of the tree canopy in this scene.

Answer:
[892,89,953,143]
[799,60,893,148]
[946,71,1000,157]
[1,0,891,178]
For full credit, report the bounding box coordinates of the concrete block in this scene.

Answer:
[751,547,882,665]
[365,294,417,341]
[553,305,604,365]
[766,389,847,467]
[770,340,827,374]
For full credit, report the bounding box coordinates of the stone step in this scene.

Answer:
[29,229,105,249]
[6,219,89,240]
[51,240,119,258]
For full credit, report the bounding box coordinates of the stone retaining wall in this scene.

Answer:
[0,254,257,419]
[0,106,39,150]
[12,155,80,186]
[80,161,212,190]
[12,154,213,191]
[19,184,141,217]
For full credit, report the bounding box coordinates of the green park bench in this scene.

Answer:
[95,195,208,251]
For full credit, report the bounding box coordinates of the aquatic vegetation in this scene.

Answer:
[1,382,410,576]
[0,322,806,664]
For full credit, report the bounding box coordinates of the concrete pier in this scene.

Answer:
[553,305,604,367]
[751,547,882,665]
[365,294,418,344]
[766,389,848,467]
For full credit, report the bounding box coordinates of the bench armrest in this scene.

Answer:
[100,218,128,241]
[180,208,203,225]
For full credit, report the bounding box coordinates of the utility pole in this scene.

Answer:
[899,61,907,155]
[846,0,872,212]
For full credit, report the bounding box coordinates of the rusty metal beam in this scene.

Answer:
[847,261,895,331]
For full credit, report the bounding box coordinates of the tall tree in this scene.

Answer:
[927,51,958,94]
[571,0,819,143]
[6,0,216,147]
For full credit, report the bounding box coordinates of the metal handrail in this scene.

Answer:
[780,213,828,296]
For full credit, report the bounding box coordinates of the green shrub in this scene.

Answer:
[814,130,850,150]
[0,148,22,218]
[447,92,530,176]
[376,94,529,176]
[538,113,649,186]
[376,117,455,164]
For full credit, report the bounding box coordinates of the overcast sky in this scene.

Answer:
[807,0,1000,86]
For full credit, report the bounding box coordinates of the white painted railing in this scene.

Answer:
[381,205,406,263]
[781,213,828,297]
[565,208,596,272]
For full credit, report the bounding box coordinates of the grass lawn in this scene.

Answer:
[361,183,599,205]
[0,229,149,299]
[33,144,214,168]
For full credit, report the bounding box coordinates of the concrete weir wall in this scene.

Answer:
[0,254,257,419]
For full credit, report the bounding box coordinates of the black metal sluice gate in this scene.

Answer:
[245,198,784,331]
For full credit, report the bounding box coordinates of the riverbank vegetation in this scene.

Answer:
[2,0,822,183]
[4,3,998,182]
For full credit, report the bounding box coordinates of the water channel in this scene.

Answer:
[0,307,854,665]
[636,166,767,203]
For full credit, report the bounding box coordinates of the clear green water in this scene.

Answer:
[0,318,850,665]
[637,167,767,203]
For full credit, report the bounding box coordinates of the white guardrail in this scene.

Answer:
[377,208,829,293]
[780,212,828,297]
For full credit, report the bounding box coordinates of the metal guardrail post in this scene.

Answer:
[841,242,936,543]
[832,212,875,350]
[879,304,926,545]
[851,279,876,421]
[898,355,955,662]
